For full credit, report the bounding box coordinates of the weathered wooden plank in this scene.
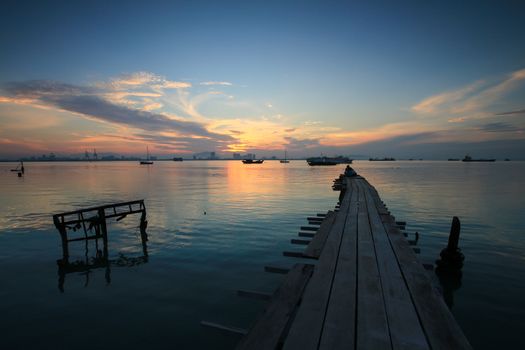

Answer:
[355,179,392,350]
[236,263,314,350]
[319,178,358,349]
[358,179,429,350]
[282,182,353,350]
[298,232,315,238]
[291,239,311,245]
[362,177,471,349]
[264,266,290,274]
[380,213,472,349]
[302,210,336,259]
[201,321,247,336]
[53,199,145,217]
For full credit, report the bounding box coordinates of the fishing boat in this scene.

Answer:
[369,157,396,161]
[140,147,154,165]
[172,157,183,162]
[306,156,352,166]
[242,159,264,164]
[10,161,24,173]
[462,155,495,162]
[280,150,290,163]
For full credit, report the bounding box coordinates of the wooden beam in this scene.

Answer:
[264,266,290,274]
[236,264,314,349]
[298,232,315,238]
[291,239,311,245]
[201,321,247,336]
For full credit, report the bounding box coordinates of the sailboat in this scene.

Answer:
[280,150,290,163]
[140,146,154,165]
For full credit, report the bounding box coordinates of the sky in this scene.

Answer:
[1,0,525,159]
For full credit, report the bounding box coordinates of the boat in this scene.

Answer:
[306,156,352,166]
[462,155,495,162]
[140,147,154,165]
[173,157,183,162]
[448,158,460,161]
[10,161,24,173]
[307,157,337,166]
[242,159,264,164]
[280,150,290,163]
[369,157,396,161]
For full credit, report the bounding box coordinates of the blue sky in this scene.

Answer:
[1,0,525,159]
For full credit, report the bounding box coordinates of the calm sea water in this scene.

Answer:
[0,160,524,349]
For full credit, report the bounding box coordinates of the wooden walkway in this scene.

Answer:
[236,176,471,350]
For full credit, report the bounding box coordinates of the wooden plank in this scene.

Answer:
[53,199,145,217]
[307,221,322,226]
[236,263,314,350]
[283,251,314,259]
[282,181,353,350]
[264,266,289,274]
[298,232,315,238]
[302,210,336,259]
[201,321,247,336]
[319,178,358,349]
[362,178,471,349]
[355,179,392,350]
[358,179,429,350]
[380,214,472,349]
[291,239,311,245]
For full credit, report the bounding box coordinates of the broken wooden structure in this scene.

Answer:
[52,200,149,291]
[203,173,471,349]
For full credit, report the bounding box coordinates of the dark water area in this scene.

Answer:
[0,160,524,349]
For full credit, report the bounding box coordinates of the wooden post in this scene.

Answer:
[436,216,464,270]
[53,216,69,264]
[447,216,460,252]
[98,208,109,259]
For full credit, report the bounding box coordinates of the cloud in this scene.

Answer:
[200,81,232,86]
[229,130,243,135]
[496,108,525,116]
[1,80,234,142]
[411,81,483,114]
[284,136,320,150]
[478,122,521,133]
[304,120,322,126]
[411,68,525,120]
[109,72,191,89]
[284,128,296,132]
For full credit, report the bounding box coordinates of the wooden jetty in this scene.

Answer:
[234,175,471,349]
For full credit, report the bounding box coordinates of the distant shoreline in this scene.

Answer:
[0,158,521,162]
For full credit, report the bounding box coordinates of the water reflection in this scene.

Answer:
[435,268,463,309]
[57,229,149,292]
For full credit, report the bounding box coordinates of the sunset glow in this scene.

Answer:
[1,1,524,159]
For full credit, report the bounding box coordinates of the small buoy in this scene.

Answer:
[204,211,206,215]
